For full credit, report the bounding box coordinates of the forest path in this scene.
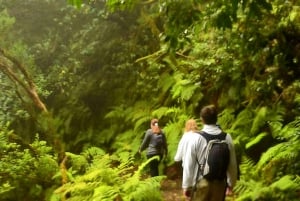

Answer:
[160,178,236,201]
[161,178,184,201]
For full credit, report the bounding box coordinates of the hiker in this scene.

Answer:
[175,105,238,201]
[139,118,168,177]
[174,119,200,200]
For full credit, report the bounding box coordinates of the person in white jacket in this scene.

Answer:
[174,119,201,200]
[174,105,238,201]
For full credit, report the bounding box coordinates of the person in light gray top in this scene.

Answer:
[175,105,237,201]
[174,119,201,199]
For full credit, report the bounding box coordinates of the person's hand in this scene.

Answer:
[226,186,233,196]
[183,188,192,201]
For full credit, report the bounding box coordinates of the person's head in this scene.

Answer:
[184,119,198,132]
[200,105,218,125]
[151,118,161,134]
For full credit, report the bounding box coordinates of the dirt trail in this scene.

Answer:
[161,178,236,201]
[161,178,184,201]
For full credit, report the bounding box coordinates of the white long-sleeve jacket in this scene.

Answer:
[174,125,238,189]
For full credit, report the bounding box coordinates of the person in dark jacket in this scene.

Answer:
[139,118,168,177]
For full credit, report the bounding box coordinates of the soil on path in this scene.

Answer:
[161,178,185,201]
[160,178,236,201]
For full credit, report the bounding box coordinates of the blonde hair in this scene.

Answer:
[184,119,198,132]
[151,118,161,134]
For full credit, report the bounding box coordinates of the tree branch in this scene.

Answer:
[0,48,48,113]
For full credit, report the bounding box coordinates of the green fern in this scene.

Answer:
[82,147,106,158]
[235,175,300,201]
[245,132,267,150]
[235,179,264,201]
[231,108,254,133]
[122,156,165,201]
[52,151,165,201]
[123,176,163,201]
[133,115,151,132]
[104,105,126,120]
[238,156,256,180]
[256,143,288,172]
[0,129,59,201]
[256,118,300,177]
[270,175,300,191]
[152,106,183,120]
[273,117,300,140]
[218,108,236,130]
[158,72,176,94]
[93,185,119,201]
[250,107,267,135]
[234,115,300,201]
[130,101,152,131]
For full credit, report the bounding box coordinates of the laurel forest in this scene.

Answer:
[0,0,299,200]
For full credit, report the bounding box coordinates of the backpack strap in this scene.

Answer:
[199,131,227,142]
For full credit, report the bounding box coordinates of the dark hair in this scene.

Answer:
[200,105,218,125]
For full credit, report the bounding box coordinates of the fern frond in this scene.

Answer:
[104,105,125,119]
[245,132,267,150]
[93,185,119,201]
[0,130,8,148]
[266,104,285,123]
[151,107,170,119]
[0,182,15,196]
[111,130,141,154]
[255,142,285,170]
[250,107,267,135]
[65,152,88,173]
[152,107,181,119]
[270,175,300,191]
[170,71,199,101]
[234,179,264,199]
[268,121,283,137]
[55,181,98,201]
[295,93,300,104]
[133,115,150,132]
[238,156,256,178]
[231,108,253,133]
[158,72,176,93]
[218,108,235,130]
[276,117,300,140]
[82,147,106,158]
[256,141,298,175]
[115,151,135,164]
[235,175,300,201]
[152,106,182,120]
[130,156,160,182]
[129,102,152,131]
[52,151,166,201]
[163,119,188,162]
[123,176,164,201]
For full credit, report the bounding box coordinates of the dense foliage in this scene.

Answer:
[0,0,299,200]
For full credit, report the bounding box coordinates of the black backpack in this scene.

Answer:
[198,131,230,180]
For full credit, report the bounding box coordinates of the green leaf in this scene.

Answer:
[250,107,267,135]
[68,0,82,8]
[270,175,299,191]
[245,132,267,150]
